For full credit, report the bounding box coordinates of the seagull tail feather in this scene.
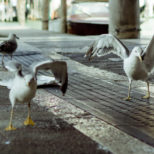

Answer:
[61,73,68,96]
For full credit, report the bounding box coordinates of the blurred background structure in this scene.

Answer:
[0,0,153,38]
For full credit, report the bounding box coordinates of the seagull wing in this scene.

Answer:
[142,35,154,72]
[0,78,14,89]
[85,34,130,60]
[31,60,68,95]
[0,40,17,54]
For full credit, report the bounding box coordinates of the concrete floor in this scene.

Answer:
[0,87,108,154]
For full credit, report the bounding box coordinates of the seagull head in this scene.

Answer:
[132,46,143,62]
[8,33,19,40]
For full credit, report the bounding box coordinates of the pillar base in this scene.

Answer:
[109,0,140,39]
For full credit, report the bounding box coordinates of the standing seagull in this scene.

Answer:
[5,59,68,131]
[85,34,154,100]
[0,33,19,66]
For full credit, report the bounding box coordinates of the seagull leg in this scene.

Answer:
[143,81,150,99]
[10,54,13,60]
[24,102,35,126]
[124,79,132,101]
[5,107,16,131]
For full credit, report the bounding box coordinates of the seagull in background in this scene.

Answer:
[4,59,68,131]
[0,33,19,66]
[85,34,154,101]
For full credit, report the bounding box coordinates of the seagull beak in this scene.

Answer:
[138,56,142,62]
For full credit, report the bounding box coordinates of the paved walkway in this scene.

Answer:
[0,87,107,154]
[0,25,154,154]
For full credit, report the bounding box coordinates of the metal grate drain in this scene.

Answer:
[1,52,154,147]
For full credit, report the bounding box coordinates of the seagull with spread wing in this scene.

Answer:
[0,33,19,66]
[85,34,154,100]
[4,59,68,131]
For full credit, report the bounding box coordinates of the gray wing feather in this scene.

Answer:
[86,34,130,60]
[30,59,54,75]
[142,35,154,72]
[31,60,68,95]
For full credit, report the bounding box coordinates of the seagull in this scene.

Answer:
[84,34,154,100]
[4,59,68,131]
[0,33,19,66]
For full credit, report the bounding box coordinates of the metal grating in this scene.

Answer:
[60,52,154,82]
[47,73,154,147]
[1,52,154,147]
[60,52,127,76]
[0,51,49,71]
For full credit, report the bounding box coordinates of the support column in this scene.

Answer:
[17,0,26,26]
[60,0,67,33]
[109,0,140,38]
[42,0,49,30]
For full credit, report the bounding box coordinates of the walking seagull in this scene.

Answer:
[4,59,68,131]
[84,34,154,100]
[0,33,19,66]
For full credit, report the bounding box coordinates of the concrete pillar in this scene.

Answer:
[145,0,154,17]
[109,0,140,38]
[60,0,67,33]
[17,0,26,26]
[42,0,49,30]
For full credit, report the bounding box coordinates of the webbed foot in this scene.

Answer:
[24,116,35,126]
[142,95,150,99]
[123,96,131,101]
[5,124,16,131]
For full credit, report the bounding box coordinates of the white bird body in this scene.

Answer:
[123,53,148,81]
[9,74,37,105]
[85,34,154,100]
[4,59,68,131]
